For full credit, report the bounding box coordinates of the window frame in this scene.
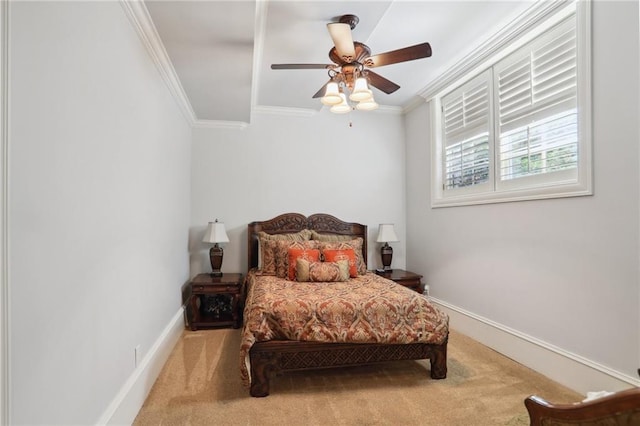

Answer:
[430,1,591,208]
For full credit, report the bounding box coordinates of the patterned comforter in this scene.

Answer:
[240,270,449,386]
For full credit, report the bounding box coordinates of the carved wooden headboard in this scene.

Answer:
[247,212,367,270]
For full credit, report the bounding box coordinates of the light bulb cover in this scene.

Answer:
[356,96,379,111]
[349,77,372,102]
[321,81,342,105]
[330,93,351,114]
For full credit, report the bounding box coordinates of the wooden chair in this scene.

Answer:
[525,387,640,425]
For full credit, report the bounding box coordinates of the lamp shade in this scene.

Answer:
[330,92,351,114]
[349,77,372,102]
[356,95,379,111]
[321,81,342,106]
[376,224,399,243]
[203,220,229,244]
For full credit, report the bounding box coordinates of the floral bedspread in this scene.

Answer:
[240,270,449,386]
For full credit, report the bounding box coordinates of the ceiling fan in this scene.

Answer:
[270,14,432,112]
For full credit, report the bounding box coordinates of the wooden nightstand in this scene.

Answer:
[375,269,424,293]
[189,273,243,330]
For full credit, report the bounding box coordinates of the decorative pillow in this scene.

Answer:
[322,248,357,278]
[287,248,321,281]
[258,229,311,242]
[257,239,278,275]
[257,230,312,275]
[296,259,350,282]
[273,240,320,278]
[310,230,354,242]
[319,238,366,275]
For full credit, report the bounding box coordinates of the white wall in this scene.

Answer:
[8,2,191,424]
[406,0,639,389]
[0,1,7,423]
[190,109,406,276]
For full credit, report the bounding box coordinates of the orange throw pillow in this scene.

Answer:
[287,248,321,280]
[322,248,357,278]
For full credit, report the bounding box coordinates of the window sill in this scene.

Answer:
[431,180,592,208]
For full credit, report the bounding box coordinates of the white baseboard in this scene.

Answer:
[97,307,185,426]
[431,298,640,395]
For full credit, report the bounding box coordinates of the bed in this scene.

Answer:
[241,212,449,397]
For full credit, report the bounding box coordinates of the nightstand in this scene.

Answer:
[189,273,243,330]
[376,269,424,293]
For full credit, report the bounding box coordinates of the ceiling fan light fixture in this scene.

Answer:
[321,81,342,105]
[330,93,351,114]
[271,15,432,114]
[349,77,372,102]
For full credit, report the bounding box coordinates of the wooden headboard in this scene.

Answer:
[247,213,368,270]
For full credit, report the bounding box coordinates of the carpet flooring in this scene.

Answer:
[133,328,582,425]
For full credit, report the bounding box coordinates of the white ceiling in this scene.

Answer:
[144,0,536,124]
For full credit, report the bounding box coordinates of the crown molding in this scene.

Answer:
[402,95,427,115]
[375,105,403,115]
[253,105,318,117]
[192,120,249,130]
[418,0,573,101]
[253,104,402,117]
[119,0,197,126]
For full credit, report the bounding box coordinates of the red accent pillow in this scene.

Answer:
[319,238,366,275]
[287,248,321,280]
[322,248,357,278]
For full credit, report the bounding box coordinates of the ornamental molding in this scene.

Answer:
[418,0,573,101]
[119,0,197,126]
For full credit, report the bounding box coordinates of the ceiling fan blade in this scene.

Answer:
[312,80,331,99]
[366,71,401,94]
[271,64,334,70]
[365,42,432,68]
[327,22,356,63]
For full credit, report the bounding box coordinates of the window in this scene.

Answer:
[431,2,591,207]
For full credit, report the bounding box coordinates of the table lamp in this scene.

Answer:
[376,223,399,271]
[203,219,229,276]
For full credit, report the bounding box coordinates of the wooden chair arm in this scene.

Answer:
[525,387,640,425]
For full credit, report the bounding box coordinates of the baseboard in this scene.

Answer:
[96,307,185,425]
[431,298,640,395]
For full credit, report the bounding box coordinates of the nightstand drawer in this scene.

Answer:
[193,285,239,293]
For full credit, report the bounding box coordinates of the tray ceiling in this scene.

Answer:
[144,1,535,124]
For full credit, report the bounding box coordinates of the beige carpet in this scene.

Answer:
[133,329,581,425]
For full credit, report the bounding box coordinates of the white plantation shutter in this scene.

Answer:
[495,17,578,182]
[433,3,590,207]
[442,70,491,190]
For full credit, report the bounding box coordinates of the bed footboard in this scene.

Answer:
[249,336,448,397]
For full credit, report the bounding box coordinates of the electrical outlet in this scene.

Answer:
[134,345,141,368]
[423,284,430,297]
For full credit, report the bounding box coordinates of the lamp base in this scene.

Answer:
[381,243,393,271]
[209,244,224,277]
